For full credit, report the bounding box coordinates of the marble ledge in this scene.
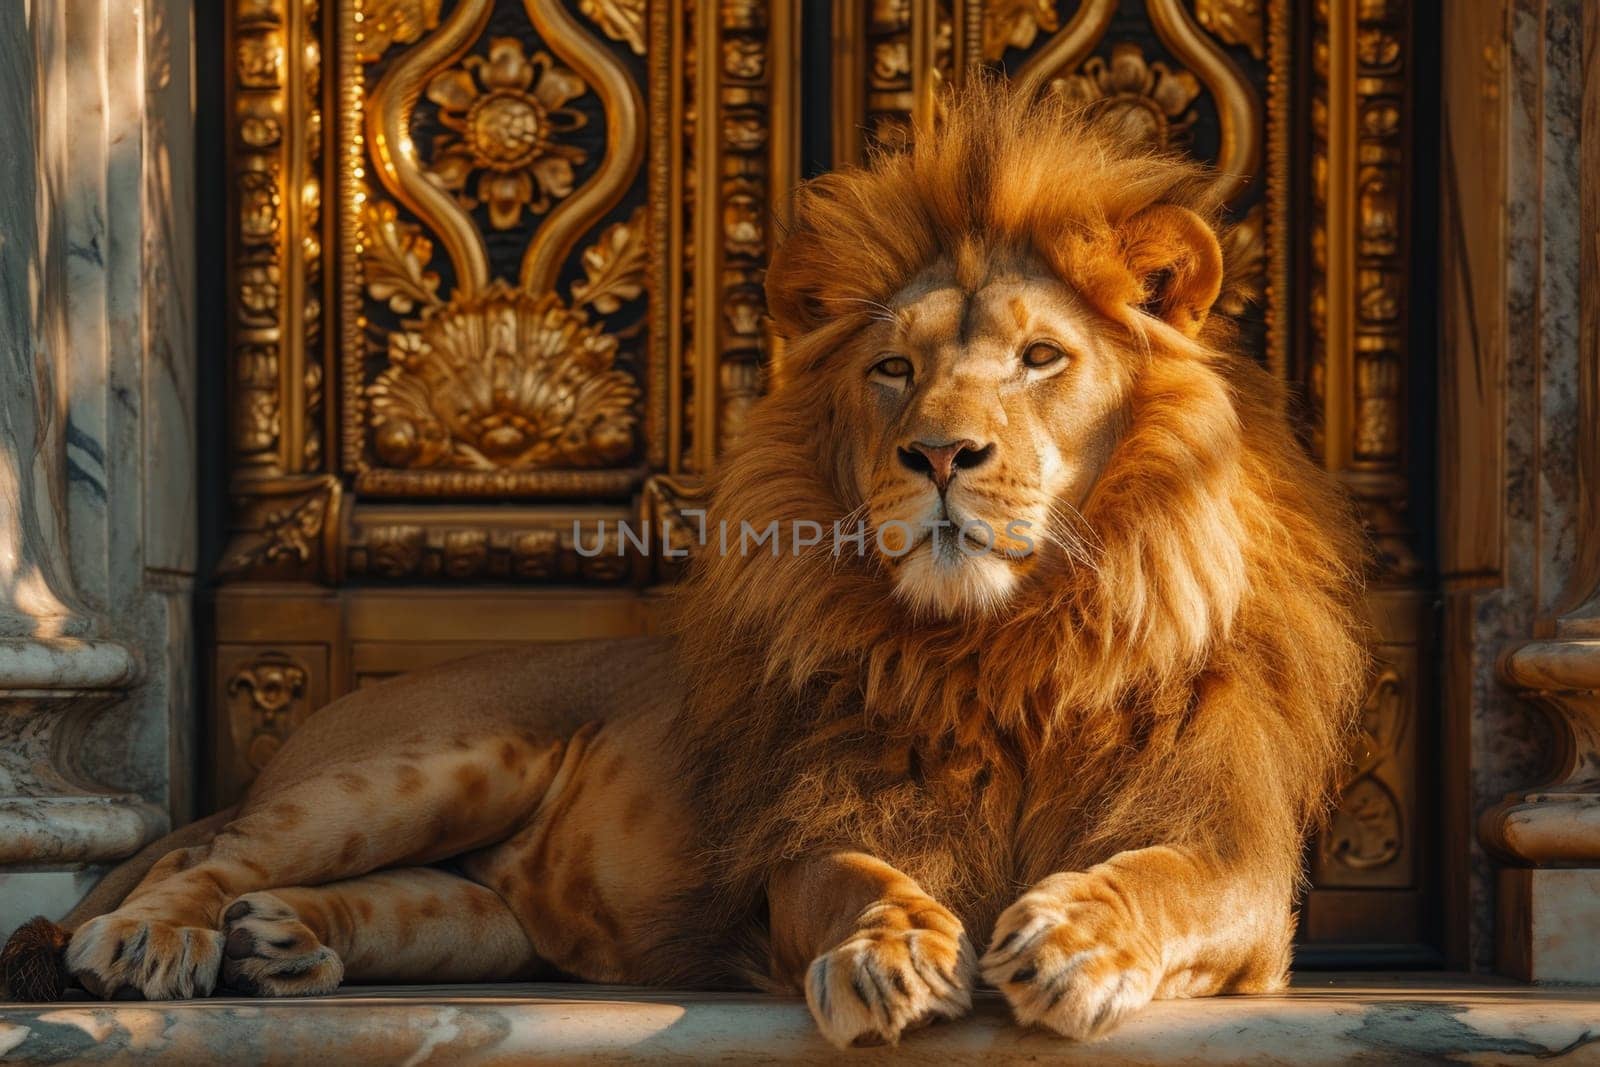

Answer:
[0,640,139,691]
[2,974,1598,1065]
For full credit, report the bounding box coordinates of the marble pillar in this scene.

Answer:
[1443,0,1600,980]
[0,1,196,933]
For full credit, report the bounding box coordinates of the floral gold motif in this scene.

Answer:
[360,199,441,313]
[1051,42,1202,149]
[982,0,1059,61]
[425,37,590,230]
[354,0,443,63]
[1195,0,1265,60]
[570,210,648,313]
[579,0,645,57]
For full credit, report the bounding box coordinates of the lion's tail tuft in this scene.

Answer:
[1,916,71,1002]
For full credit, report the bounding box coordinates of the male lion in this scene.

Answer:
[2,85,1367,1047]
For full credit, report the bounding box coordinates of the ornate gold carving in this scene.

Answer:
[1050,43,1202,148]
[516,0,646,294]
[579,0,646,56]
[1308,0,1418,582]
[360,199,441,313]
[366,0,496,300]
[982,0,1059,61]
[217,476,343,582]
[346,508,636,583]
[860,0,952,154]
[1322,776,1402,870]
[1319,660,1410,877]
[1145,0,1260,207]
[343,0,654,498]
[571,210,648,312]
[367,281,640,472]
[354,0,442,63]
[1013,0,1116,98]
[1195,0,1265,60]
[227,652,311,772]
[424,38,590,229]
[642,474,710,580]
[226,0,328,588]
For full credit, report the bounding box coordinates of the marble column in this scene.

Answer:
[1443,0,1600,980]
[1478,0,1600,983]
[0,1,196,932]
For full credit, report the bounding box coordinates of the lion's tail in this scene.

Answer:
[0,804,237,1002]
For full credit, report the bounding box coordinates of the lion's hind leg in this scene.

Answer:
[68,727,570,999]
[220,867,539,995]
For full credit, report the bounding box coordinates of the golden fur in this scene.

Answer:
[672,81,1369,1035]
[2,83,1366,1048]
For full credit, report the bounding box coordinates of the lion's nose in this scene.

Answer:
[897,438,993,491]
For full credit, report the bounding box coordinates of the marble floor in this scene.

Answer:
[2,973,1597,1064]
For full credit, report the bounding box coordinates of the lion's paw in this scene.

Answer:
[66,914,223,1000]
[980,876,1161,1040]
[805,905,974,1048]
[219,892,343,997]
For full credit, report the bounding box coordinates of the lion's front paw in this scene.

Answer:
[219,892,343,996]
[980,875,1161,1040]
[805,901,975,1048]
[66,914,224,1000]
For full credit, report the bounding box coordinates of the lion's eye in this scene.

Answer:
[1022,341,1067,369]
[871,355,914,380]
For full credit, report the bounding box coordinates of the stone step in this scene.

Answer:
[2,973,1597,1064]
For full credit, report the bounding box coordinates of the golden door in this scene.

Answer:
[210,0,1433,962]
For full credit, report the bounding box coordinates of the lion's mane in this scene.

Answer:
[669,82,1369,982]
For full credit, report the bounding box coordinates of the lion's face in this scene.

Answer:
[833,256,1132,617]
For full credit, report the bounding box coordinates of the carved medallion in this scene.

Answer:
[424,38,590,229]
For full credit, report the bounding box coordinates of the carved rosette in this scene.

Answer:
[424,38,590,229]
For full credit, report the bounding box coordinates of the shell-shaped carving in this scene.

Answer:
[368,282,639,471]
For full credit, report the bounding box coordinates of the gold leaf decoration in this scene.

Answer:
[1052,43,1202,149]
[355,0,442,64]
[571,209,648,313]
[1195,0,1265,61]
[360,199,441,314]
[368,283,639,471]
[579,0,646,57]
[982,0,1060,61]
[425,38,590,230]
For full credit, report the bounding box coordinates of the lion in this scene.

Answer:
[1,83,1367,1047]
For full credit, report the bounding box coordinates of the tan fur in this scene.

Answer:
[2,83,1365,1048]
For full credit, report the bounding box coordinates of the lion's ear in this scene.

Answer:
[1118,205,1224,338]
